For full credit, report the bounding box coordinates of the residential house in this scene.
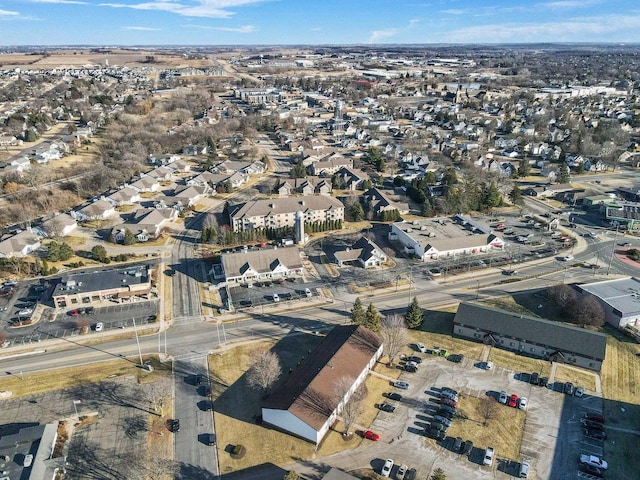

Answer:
[219,246,304,284]
[277,177,332,197]
[8,156,31,172]
[73,199,116,222]
[310,155,353,176]
[213,159,265,175]
[453,302,607,372]
[262,325,383,444]
[40,213,78,238]
[0,135,22,146]
[334,236,387,268]
[332,167,368,191]
[169,184,211,207]
[362,188,410,217]
[145,166,174,181]
[130,175,160,193]
[0,230,42,258]
[106,186,142,207]
[111,208,177,242]
[182,145,209,156]
[230,196,344,233]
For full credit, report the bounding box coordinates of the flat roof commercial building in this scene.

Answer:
[578,277,640,329]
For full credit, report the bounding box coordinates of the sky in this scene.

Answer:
[0,0,639,46]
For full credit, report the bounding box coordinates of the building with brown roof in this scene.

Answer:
[262,325,383,444]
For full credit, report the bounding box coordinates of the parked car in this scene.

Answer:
[519,461,530,478]
[440,398,458,408]
[581,419,605,430]
[430,422,447,432]
[580,463,604,478]
[23,453,33,467]
[381,459,394,477]
[530,372,539,385]
[438,404,456,415]
[85,306,94,314]
[425,428,446,440]
[575,386,585,397]
[17,308,33,316]
[168,419,180,432]
[94,322,104,332]
[564,382,575,395]
[499,390,508,404]
[518,397,528,410]
[461,440,473,456]
[68,309,79,317]
[483,447,495,466]
[362,430,380,441]
[560,255,574,262]
[203,433,216,446]
[441,387,458,395]
[385,392,402,401]
[433,415,452,427]
[194,374,203,386]
[272,293,280,302]
[584,413,605,424]
[482,361,494,370]
[416,342,427,353]
[379,403,396,413]
[304,288,312,297]
[404,364,418,373]
[394,381,409,390]
[448,353,464,363]
[538,377,549,388]
[453,437,463,453]
[440,391,458,402]
[508,394,519,407]
[406,355,422,363]
[396,464,408,480]
[580,454,607,470]
[584,429,607,440]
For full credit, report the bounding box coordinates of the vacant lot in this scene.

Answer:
[444,394,526,462]
[208,333,390,474]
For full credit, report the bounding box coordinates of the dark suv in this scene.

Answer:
[168,419,180,432]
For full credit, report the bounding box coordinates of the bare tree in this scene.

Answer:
[380,314,409,366]
[246,350,281,396]
[333,376,366,436]
[571,296,605,326]
[549,284,578,312]
[139,458,179,480]
[479,397,498,426]
[145,381,168,416]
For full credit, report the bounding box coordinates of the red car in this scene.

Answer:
[362,430,380,441]
[68,309,79,317]
[441,398,458,408]
[508,394,518,408]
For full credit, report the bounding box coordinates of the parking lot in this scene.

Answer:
[228,277,317,310]
[341,351,603,479]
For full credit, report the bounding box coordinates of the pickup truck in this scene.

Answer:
[580,454,608,470]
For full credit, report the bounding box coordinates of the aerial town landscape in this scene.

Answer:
[0,8,640,480]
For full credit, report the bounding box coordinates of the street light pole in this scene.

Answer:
[606,224,620,276]
[132,317,144,367]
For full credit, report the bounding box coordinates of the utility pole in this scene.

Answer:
[132,317,144,367]
[606,224,619,276]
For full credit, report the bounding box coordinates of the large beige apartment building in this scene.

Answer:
[230,196,344,232]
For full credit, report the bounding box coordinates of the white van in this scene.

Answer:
[519,461,530,478]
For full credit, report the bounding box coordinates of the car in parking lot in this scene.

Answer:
[508,394,519,407]
[202,433,216,446]
[538,376,548,387]
[425,428,446,440]
[483,447,495,466]
[453,437,463,452]
[416,342,427,353]
[381,458,394,477]
[384,392,402,401]
[461,440,473,455]
[441,387,458,395]
[518,397,528,410]
[406,355,422,363]
[304,288,312,297]
[581,419,605,430]
[575,386,584,397]
[560,255,574,262]
[379,403,396,413]
[563,382,575,395]
[438,404,456,415]
[433,415,452,427]
[439,390,458,401]
[201,385,212,396]
[68,309,80,317]
[17,308,33,316]
[584,413,605,424]
[396,464,408,480]
[580,454,607,470]
[272,293,280,302]
[23,453,33,467]
[394,381,409,389]
[499,390,508,404]
[168,419,180,432]
[404,364,418,373]
[529,372,539,385]
[580,463,603,478]
[362,430,380,441]
[448,353,464,363]
[440,398,457,408]
[584,428,607,440]
[430,422,446,432]
[94,322,104,332]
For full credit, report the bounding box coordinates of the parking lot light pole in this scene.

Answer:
[132,317,144,367]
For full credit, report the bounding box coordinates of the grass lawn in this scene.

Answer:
[552,365,597,391]
[599,328,640,403]
[208,334,394,474]
[445,394,526,462]
[0,354,170,397]
[487,349,552,378]
[410,309,485,361]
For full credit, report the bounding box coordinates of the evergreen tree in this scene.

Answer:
[509,186,524,205]
[350,297,366,325]
[47,241,61,262]
[430,468,447,480]
[365,303,381,332]
[557,163,571,183]
[123,228,136,245]
[59,243,74,261]
[517,159,531,177]
[91,245,109,263]
[348,202,365,221]
[405,296,424,328]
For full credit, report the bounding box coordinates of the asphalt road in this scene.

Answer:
[172,228,204,320]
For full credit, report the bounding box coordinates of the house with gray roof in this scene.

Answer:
[106,186,142,206]
[0,230,41,258]
[578,277,640,329]
[277,177,332,197]
[334,236,387,269]
[73,199,116,222]
[41,213,78,238]
[453,302,607,371]
[220,246,303,285]
[111,208,177,242]
[262,325,383,444]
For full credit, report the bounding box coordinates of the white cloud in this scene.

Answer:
[368,28,398,43]
[441,9,468,15]
[100,0,265,18]
[538,0,604,8]
[212,24,255,32]
[408,18,421,28]
[28,0,88,4]
[0,8,19,16]
[447,15,640,43]
[122,26,161,31]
